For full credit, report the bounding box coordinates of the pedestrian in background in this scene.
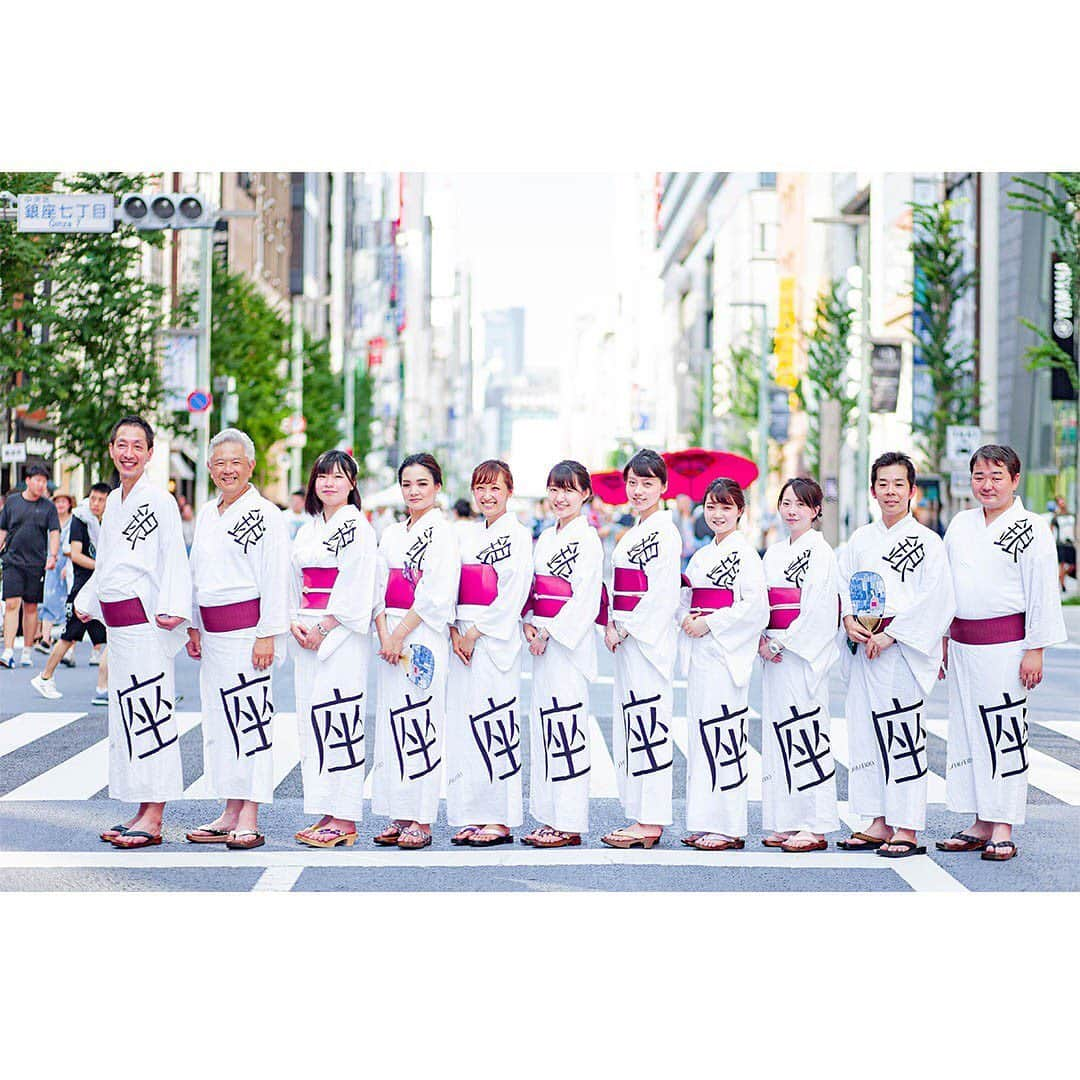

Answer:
[31,484,111,703]
[282,488,309,542]
[37,492,74,654]
[0,465,60,669]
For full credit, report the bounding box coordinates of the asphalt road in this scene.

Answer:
[1,610,1077,892]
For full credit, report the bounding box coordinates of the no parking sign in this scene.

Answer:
[187,389,213,414]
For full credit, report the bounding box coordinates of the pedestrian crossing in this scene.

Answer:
[2,706,1078,808]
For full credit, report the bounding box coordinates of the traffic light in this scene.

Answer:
[116,192,213,230]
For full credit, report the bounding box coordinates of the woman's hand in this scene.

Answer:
[604,623,623,653]
[450,626,472,667]
[681,614,709,638]
[843,615,872,646]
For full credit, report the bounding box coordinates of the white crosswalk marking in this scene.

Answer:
[923,717,1080,806]
[0,712,85,759]
[2,712,202,801]
[1034,720,1080,743]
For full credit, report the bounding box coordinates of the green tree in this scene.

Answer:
[727,341,761,460]
[795,279,857,473]
[1,172,166,479]
[300,330,341,475]
[352,367,375,474]
[909,199,979,472]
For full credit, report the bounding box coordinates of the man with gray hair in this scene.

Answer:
[183,428,291,850]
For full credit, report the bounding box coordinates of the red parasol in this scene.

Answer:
[662,448,758,501]
[589,469,638,506]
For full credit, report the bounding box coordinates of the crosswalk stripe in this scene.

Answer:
[1,712,202,802]
[1034,720,1080,744]
[0,712,85,759]
[830,714,949,804]
[923,717,1080,806]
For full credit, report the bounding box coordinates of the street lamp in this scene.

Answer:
[730,301,771,536]
[813,213,871,530]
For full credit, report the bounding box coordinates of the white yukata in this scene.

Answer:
[290,506,378,821]
[838,515,955,831]
[760,529,841,835]
[74,474,192,802]
[527,515,603,833]
[446,513,533,827]
[610,509,683,826]
[189,486,291,804]
[678,530,769,837]
[371,506,460,824]
[943,497,1066,825]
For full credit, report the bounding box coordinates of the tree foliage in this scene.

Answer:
[726,341,760,460]
[300,330,340,475]
[1008,173,1080,393]
[909,199,979,471]
[1,172,165,480]
[795,279,857,473]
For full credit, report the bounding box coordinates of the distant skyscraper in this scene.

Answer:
[483,307,525,378]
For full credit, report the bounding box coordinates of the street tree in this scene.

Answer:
[909,199,979,476]
[300,330,340,475]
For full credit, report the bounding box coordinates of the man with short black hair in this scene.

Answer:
[0,465,60,669]
[282,488,308,541]
[939,444,1066,861]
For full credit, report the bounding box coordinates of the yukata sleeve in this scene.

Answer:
[887,537,956,657]
[836,538,856,619]
[254,506,293,639]
[319,520,378,660]
[615,525,681,646]
[705,550,769,646]
[777,542,839,664]
[546,531,603,651]
[473,530,532,640]
[411,527,460,632]
[155,495,193,623]
[1021,518,1068,650]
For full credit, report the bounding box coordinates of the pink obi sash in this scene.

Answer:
[950,613,1026,646]
[457,564,498,607]
[199,598,261,633]
[300,566,339,611]
[690,587,734,613]
[767,586,801,630]
[524,574,609,626]
[385,567,422,611]
[612,567,648,613]
[100,597,148,628]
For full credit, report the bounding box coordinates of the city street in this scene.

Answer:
[1,610,1077,893]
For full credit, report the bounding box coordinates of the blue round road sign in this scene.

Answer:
[187,389,213,413]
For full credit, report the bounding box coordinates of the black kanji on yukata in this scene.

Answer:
[772,704,834,793]
[228,509,266,553]
[476,535,512,565]
[539,696,590,782]
[627,531,660,569]
[698,705,750,791]
[978,692,1029,778]
[994,520,1034,564]
[122,504,159,550]
[311,687,366,773]
[118,671,176,761]
[622,689,672,777]
[547,541,579,580]
[881,536,925,581]
[323,520,357,557]
[469,695,521,782]
[783,548,811,588]
[706,553,741,590]
[220,671,274,758]
[871,697,927,784]
[390,692,441,781]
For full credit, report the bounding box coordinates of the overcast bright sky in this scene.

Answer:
[434,173,623,370]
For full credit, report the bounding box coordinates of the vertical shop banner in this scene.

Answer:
[870,342,902,413]
[1050,253,1077,402]
[911,264,934,427]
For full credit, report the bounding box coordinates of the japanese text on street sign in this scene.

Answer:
[17,194,114,234]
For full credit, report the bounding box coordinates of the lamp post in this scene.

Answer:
[730,300,771,535]
[813,213,871,531]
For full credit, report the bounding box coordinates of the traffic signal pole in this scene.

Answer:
[193,227,213,514]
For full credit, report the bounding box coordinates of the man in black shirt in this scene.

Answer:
[31,484,111,700]
[0,466,60,669]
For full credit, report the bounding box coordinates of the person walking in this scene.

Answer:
[31,484,111,702]
[37,492,74,654]
[0,465,60,669]
[73,417,192,850]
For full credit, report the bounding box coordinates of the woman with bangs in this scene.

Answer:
[600,449,683,849]
[758,477,841,853]
[521,460,604,848]
[371,452,461,850]
[290,450,378,848]
[446,459,533,847]
[678,477,769,850]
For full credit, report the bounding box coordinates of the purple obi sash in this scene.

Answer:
[300,566,338,611]
[200,598,261,633]
[385,567,421,611]
[100,597,148,628]
[950,613,1026,646]
[524,574,609,626]
[690,588,734,613]
[767,586,801,630]
[612,567,647,612]
[457,564,498,607]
